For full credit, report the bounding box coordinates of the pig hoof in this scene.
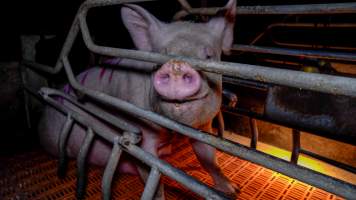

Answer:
[158,144,172,157]
[216,182,240,199]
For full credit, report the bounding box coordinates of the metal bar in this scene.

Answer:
[221,105,356,146]
[223,77,268,91]
[249,118,258,149]
[272,40,356,52]
[217,111,225,137]
[76,127,95,200]
[39,92,228,199]
[177,0,192,10]
[78,10,356,98]
[21,0,157,74]
[173,2,356,20]
[40,92,119,144]
[20,65,32,129]
[268,23,356,29]
[237,3,356,15]
[57,114,74,178]
[61,57,356,199]
[82,0,156,8]
[40,88,141,134]
[291,129,301,164]
[102,138,122,200]
[123,143,229,200]
[300,149,356,174]
[232,44,356,63]
[141,167,162,200]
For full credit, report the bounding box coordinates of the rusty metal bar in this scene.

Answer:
[38,90,229,199]
[249,118,258,149]
[216,111,225,137]
[232,44,356,63]
[76,127,95,199]
[173,2,356,20]
[60,56,356,199]
[102,138,122,200]
[57,114,74,178]
[78,10,356,98]
[291,129,301,164]
[141,167,161,200]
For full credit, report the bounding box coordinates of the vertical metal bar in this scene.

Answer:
[141,167,162,200]
[217,111,225,137]
[249,118,259,149]
[102,138,122,200]
[20,64,32,129]
[58,114,74,178]
[76,128,95,200]
[291,129,301,164]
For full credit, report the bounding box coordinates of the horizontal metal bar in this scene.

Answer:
[82,0,156,9]
[40,88,141,134]
[223,76,268,91]
[173,2,356,19]
[237,3,356,15]
[77,10,356,98]
[232,44,356,63]
[39,91,228,199]
[61,56,356,199]
[221,105,356,146]
[300,149,356,174]
[141,167,161,200]
[268,23,356,29]
[102,139,122,200]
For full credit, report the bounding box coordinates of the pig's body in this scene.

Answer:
[39,0,238,199]
[265,86,356,142]
[39,67,156,173]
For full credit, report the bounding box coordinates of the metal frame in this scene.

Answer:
[232,44,356,63]
[21,0,356,199]
[173,2,356,20]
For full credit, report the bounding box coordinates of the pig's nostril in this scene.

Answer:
[159,73,170,84]
[183,73,193,84]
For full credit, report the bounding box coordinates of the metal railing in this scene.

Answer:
[21,0,356,199]
[173,2,356,20]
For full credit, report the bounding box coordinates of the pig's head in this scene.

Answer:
[121,0,236,128]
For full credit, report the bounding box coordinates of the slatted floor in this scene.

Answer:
[0,141,344,200]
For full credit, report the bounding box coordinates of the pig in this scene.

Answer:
[265,85,356,143]
[38,0,238,199]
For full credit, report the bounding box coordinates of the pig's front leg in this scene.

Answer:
[137,127,167,200]
[190,124,239,199]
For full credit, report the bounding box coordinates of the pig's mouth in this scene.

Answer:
[159,89,209,104]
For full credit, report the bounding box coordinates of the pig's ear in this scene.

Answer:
[121,4,163,51]
[207,0,236,55]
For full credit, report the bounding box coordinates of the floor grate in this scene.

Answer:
[0,141,344,200]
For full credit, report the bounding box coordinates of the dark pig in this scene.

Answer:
[39,0,238,198]
[265,86,356,143]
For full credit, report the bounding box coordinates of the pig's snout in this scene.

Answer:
[154,60,201,100]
